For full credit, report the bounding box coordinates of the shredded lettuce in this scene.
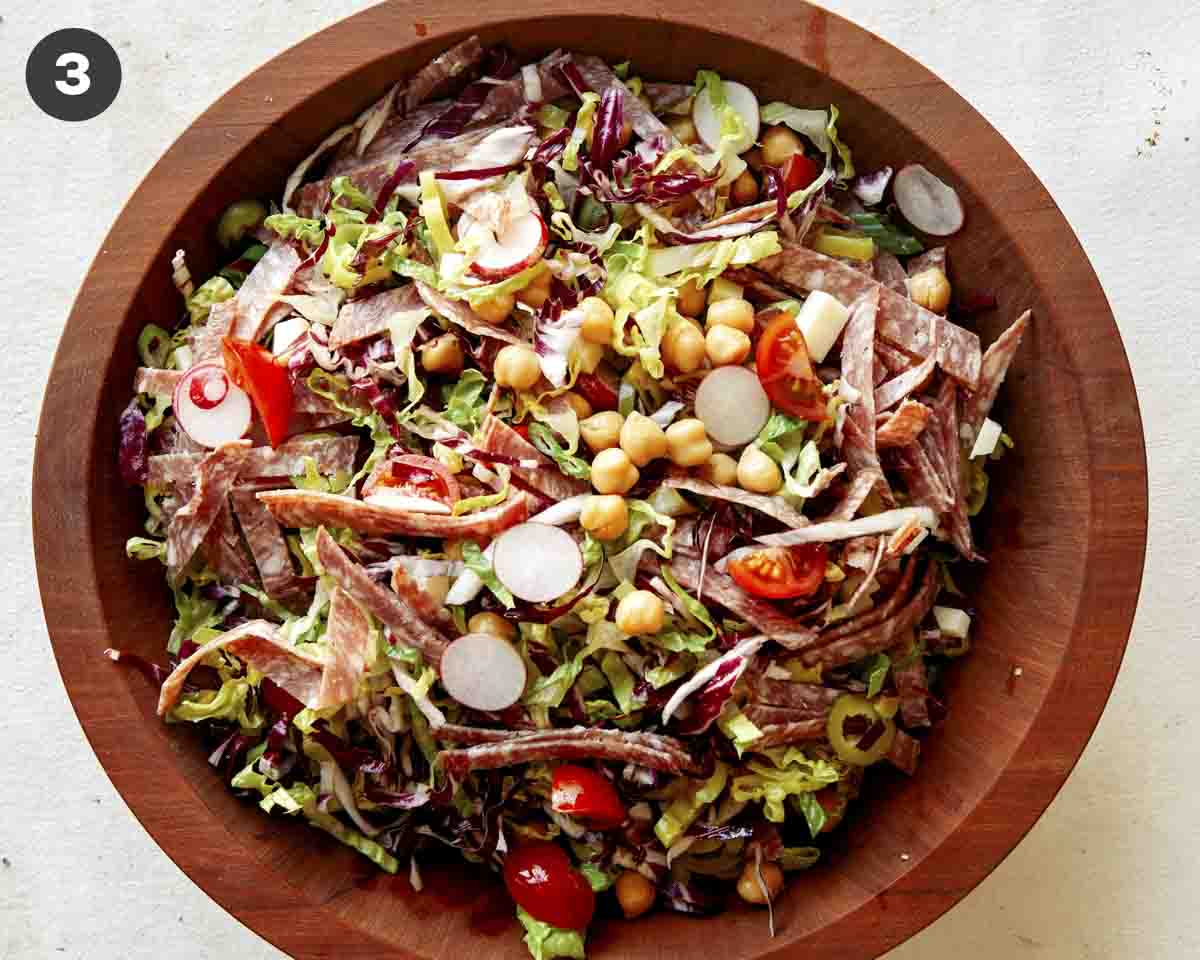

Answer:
[185,276,235,325]
[607,500,675,584]
[647,230,781,281]
[659,565,717,640]
[523,655,584,709]
[865,653,891,698]
[169,677,263,730]
[529,422,591,480]
[654,761,729,848]
[563,92,601,173]
[517,907,587,960]
[125,536,165,562]
[167,581,225,655]
[600,651,642,714]
[440,369,490,432]
[717,707,763,757]
[419,170,455,257]
[579,862,616,892]
[291,455,352,493]
[793,791,828,839]
[453,467,510,515]
[461,540,514,609]
[759,102,855,180]
[730,747,840,822]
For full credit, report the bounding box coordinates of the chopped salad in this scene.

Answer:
[113,36,1030,957]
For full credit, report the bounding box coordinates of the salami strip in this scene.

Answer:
[875,338,916,375]
[229,241,304,344]
[157,619,324,716]
[801,560,939,668]
[642,81,693,114]
[842,288,880,452]
[961,310,1032,444]
[892,644,931,729]
[931,377,979,560]
[749,719,827,749]
[820,556,918,643]
[391,564,452,628]
[258,488,529,539]
[820,469,880,523]
[746,676,840,714]
[415,281,522,344]
[165,441,251,583]
[887,729,922,775]
[472,51,572,126]
[874,252,909,296]
[890,442,953,513]
[755,244,981,386]
[329,285,425,350]
[432,724,518,745]
[874,348,937,412]
[316,527,451,665]
[476,414,589,501]
[319,588,372,708]
[663,470,809,528]
[439,726,699,777]
[295,124,536,218]
[134,367,183,398]
[231,486,296,598]
[876,399,930,449]
[742,704,828,728]
[148,436,359,488]
[667,554,819,651]
[192,298,237,363]
[201,500,257,585]
[840,418,895,506]
[434,725,694,766]
[403,35,487,114]
[329,101,449,177]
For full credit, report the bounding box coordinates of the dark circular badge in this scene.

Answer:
[26,28,121,122]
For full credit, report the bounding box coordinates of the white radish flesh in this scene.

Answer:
[796,291,850,363]
[693,81,760,155]
[492,522,582,603]
[173,362,252,449]
[694,366,771,447]
[468,211,548,282]
[970,418,1003,459]
[893,164,964,237]
[439,632,528,711]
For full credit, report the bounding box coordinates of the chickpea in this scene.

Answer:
[474,292,515,326]
[742,146,764,171]
[705,297,755,334]
[761,125,803,168]
[662,319,706,373]
[580,411,625,453]
[494,344,541,391]
[665,418,713,468]
[706,325,752,367]
[579,296,615,344]
[736,862,784,905]
[737,445,783,493]
[591,447,639,495]
[423,575,451,607]
[574,339,605,374]
[468,611,516,642]
[580,495,629,541]
[668,116,698,146]
[516,263,552,309]
[619,411,668,467]
[676,279,707,318]
[908,267,952,314]
[561,391,593,421]
[418,333,464,375]
[730,169,760,207]
[700,452,739,486]
[615,589,665,636]
[615,870,656,919]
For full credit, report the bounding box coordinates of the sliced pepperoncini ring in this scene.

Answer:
[827,694,896,766]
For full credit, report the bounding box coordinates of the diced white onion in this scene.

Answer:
[970,418,1003,459]
[797,291,850,363]
[933,606,971,639]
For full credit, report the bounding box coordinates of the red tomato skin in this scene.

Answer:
[221,338,294,447]
[755,313,828,421]
[728,544,828,599]
[782,153,821,194]
[503,842,596,930]
[551,765,626,829]
[381,453,461,504]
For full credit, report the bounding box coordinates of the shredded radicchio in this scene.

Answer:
[532,298,584,388]
[589,86,626,171]
[403,46,519,151]
[310,720,390,775]
[118,400,149,486]
[368,160,417,223]
[852,166,894,207]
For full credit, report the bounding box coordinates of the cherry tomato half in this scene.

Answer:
[755,311,828,421]
[221,337,294,447]
[503,841,596,930]
[781,152,822,195]
[377,453,461,506]
[727,543,828,600]
[551,765,627,829]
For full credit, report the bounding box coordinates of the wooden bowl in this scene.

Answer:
[33,3,1146,958]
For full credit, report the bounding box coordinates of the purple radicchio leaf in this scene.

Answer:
[118,399,149,486]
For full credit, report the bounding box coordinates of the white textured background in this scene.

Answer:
[2,1,1196,957]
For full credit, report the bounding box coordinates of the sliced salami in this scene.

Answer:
[438,726,698,777]
[192,298,237,364]
[756,243,981,386]
[749,719,828,749]
[148,436,359,488]
[229,241,304,344]
[820,469,880,523]
[889,441,953,514]
[892,643,931,729]
[318,588,373,708]
[329,284,424,350]
[961,310,1032,444]
[201,500,257,585]
[258,488,529,539]
[874,347,937,412]
[134,367,183,398]
[663,470,809,528]
[165,441,251,583]
[391,564,452,628]
[887,729,922,775]
[231,486,296,598]
[746,676,840,714]
[877,399,931,450]
[415,282,522,344]
[476,415,589,502]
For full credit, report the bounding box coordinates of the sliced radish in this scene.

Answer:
[439,631,527,711]
[694,366,770,447]
[173,362,252,448]
[693,80,760,155]
[893,164,964,237]
[467,210,548,282]
[492,523,583,603]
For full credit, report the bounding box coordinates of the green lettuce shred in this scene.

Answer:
[517,907,587,960]
[461,540,515,608]
[730,747,840,822]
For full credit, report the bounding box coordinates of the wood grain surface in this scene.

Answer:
[31,2,1147,959]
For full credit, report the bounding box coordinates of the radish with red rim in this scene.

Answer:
[463,210,548,282]
[173,362,252,448]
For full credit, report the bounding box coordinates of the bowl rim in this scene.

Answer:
[33,3,1147,958]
